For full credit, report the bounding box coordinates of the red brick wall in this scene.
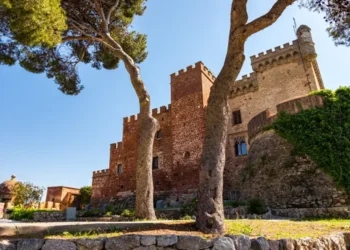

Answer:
[46,186,80,203]
[91,62,214,205]
[46,187,62,203]
[170,62,213,192]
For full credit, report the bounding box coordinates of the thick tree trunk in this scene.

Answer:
[197,51,245,234]
[135,103,158,220]
[103,34,158,220]
[196,0,296,234]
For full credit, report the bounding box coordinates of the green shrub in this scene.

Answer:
[271,87,350,194]
[82,208,103,217]
[179,215,193,220]
[224,201,247,208]
[247,199,267,215]
[121,209,135,217]
[9,207,57,220]
[105,204,114,213]
[105,211,112,217]
[180,198,198,216]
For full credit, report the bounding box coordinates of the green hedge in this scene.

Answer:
[271,87,350,193]
[9,207,59,220]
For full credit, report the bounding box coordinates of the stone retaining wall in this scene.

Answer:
[272,207,350,219]
[33,211,65,222]
[1,233,349,250]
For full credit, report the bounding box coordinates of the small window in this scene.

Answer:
[117,164,123,174]
[232,110,242,125]
[234,137,247,156]
[152,156,159,170]
[156,130,162,139]
[184,151,190,159]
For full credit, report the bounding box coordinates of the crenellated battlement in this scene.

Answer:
[110,142,123,151]
[93,169,110,177]
[123,105,171,125]
[248,95,324,142]
[250,40,301,72]
[170,61,216,83]
[230,72,258,98]
[152,105,171,116]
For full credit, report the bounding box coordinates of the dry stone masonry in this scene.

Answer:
[0,233,349,250]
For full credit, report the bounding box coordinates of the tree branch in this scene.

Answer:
[102,33,149,105]
[230,0,249,29]
[106,0,121,26]
[245,0,296,36]
[62,36,92,42]
[94,0,108,33]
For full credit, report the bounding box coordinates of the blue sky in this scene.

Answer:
[0,0,349,193]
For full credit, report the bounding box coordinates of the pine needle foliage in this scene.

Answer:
[0,0,148,95]
[1,0,67,47]
[272,87,350,193]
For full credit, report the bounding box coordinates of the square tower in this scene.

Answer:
[170,62,215,192]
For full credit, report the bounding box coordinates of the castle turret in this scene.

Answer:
[297,25,317,61]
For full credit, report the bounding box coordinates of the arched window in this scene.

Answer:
[234,137,247,156]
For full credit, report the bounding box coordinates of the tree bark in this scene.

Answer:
[103,33,158,220]
[196,0,296,234]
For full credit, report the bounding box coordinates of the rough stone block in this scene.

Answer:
[76,238,104,250]
[250,237,269,250]
[267,240,280,250]
[105,235,140,250]
[17,239,44,250]
[0,241,16,250]
[176,235,212,249]
[133,246,157,250]
[157,235,178,247]
[212,237,235,250]
[225,235,250,250]
[140,236,156,246]
[42,240,77,250]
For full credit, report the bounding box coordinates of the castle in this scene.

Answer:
[91,25,324,207]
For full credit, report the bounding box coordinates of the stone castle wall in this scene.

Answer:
[239,130,349,210]
[224,26,323,197]
[1,233,349,250]
[91,25,326,207]
[247,94,324,142]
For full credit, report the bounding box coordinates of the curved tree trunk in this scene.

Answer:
[196,0,296,234]
[103,33,158,220]
[197,47,245,234]
[135,106,158,219]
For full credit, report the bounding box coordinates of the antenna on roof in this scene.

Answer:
[293,18,298,36]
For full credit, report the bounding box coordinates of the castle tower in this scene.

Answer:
[170,62,215,192]
[224,24,325,197]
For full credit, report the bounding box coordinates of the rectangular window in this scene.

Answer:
[117,164,123,175]
[232,110,242,125]
[156,130,162,139]
[152,156,159,170]
[234,137,247,156]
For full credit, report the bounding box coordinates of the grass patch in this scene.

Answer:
[226,219,350,239]
[41,219,350,240]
